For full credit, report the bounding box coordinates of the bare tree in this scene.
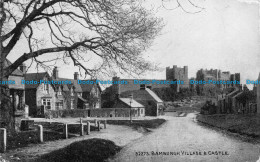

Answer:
[0,0,162,131]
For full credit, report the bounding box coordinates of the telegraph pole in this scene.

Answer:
[129,93,133,124]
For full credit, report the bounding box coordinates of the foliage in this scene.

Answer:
[1,0,163,77]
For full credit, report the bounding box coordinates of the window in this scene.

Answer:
[71,88,74,96]
[58,90,62,96]
[42,99,51,109]
[140,84,145,90]
[44,83,49,94]
[55,100,63,110]
[71,99,75,109]
[78,93,82,97]
[141,109,144,114]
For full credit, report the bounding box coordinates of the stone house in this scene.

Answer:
[24,72,56,117]
[24,67,102,116]
[79,79,102,109]
[113,98,145,117]
[51,67,85,110]
[51,68,102,110]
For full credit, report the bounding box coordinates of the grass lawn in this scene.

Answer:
[197,114,260,139]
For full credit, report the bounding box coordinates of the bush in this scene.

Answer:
[38,138,121,162]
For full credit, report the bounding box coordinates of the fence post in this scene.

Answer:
[94,119,97,127]
[80,118,83,124]
[87,121,90,135]
[63,124,68,139]
[37,125,43,143]
[97,121,101,131]
[0,128,6,153]
[80,123,84,136]
[103,120,107,129]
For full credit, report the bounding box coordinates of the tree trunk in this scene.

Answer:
[0,86,15,133]
[0,0,15,133]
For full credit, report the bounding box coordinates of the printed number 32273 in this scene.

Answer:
[136,152,150,156]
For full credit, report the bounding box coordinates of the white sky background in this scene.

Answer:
[7,0,260,86]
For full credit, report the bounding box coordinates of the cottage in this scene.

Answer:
[120,88,164,116]
[216,85,257,115]
[113,98,145,117]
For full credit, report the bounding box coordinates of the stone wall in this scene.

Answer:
[90,108,145,117]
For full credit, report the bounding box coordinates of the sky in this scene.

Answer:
[7,0,260,87]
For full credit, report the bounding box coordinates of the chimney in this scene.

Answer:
[53,66,59,79]
[74,72,79,80]
[19,63,27,74]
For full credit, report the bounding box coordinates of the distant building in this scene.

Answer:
[214,84,257,115]
[196,68,240,95]
[166,65,189,92]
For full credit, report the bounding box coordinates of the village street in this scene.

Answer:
[110,112,260,162]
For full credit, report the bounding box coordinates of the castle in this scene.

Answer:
[110,65,189,95]
[196,68,240,90]
[166,65,189,92]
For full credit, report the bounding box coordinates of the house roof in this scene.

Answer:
[119,98,144,108]
[121,88,163,103]
[79,80,102,93]
[227,88,240,97]
[4,59,24,76]
[24,72,49,89]
[78,96,88,102]
[232,92,243,99]
[57,78,83,93]
[80,83,94,92]
[145,88,163,102]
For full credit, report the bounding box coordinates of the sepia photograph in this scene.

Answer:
[0,0,260,161]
